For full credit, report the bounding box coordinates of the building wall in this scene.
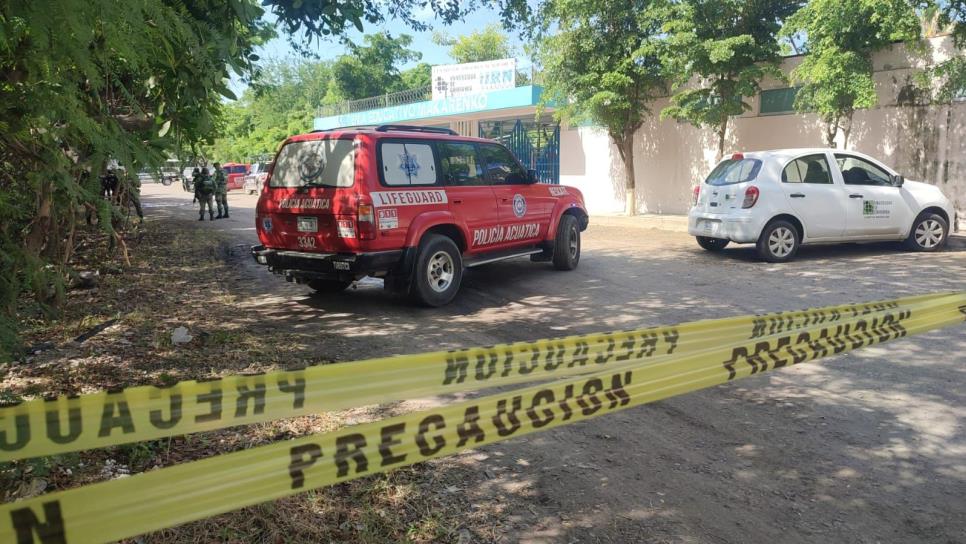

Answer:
[560,36,965,228]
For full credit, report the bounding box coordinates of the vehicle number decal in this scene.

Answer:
[337,219,356,238]
[549,186,569,196]
[371,190,447,207]
[473,223,540,247]
[297,236,316,249]
[377,208,399,230]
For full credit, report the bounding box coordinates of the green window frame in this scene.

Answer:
[760,87,799,115]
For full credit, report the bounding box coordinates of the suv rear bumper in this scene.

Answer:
[251,245,406,282]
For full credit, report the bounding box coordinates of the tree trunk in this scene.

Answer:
[842,112,853,149]
[825,119,838,148]
[716,118,728,162]
[615,134,637,216]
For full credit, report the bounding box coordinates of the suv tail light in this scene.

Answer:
[692,185,701,206]
[357,198,376,240]
[742,185,760,208]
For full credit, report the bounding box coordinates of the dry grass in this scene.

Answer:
[1,218,502,543]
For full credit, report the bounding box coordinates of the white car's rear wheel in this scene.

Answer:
[905,212,948,252]
[757,220,800,263]
[696,236,729,252]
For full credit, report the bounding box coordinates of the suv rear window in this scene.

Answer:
[271,139,355,188]
[704,158,762,186]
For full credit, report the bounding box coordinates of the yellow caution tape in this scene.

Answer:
[2,292,964,543]
[0,292,949,462]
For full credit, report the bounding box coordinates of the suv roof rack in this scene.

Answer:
[374,124,458,136]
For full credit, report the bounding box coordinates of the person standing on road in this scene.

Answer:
[195,167,215,221]
[190,168,201,204]
[213,162,229,219]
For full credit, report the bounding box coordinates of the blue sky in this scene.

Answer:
[231,4,531,96]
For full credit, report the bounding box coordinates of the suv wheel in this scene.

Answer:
[904,212,948,252]
[308,279,351,293]
[552,214,581,270]
[696,236,729,252]
[411,234,463,306]
[757,220,800,262]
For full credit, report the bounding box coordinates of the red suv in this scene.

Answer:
[222,162,251,190]
[251,125,589,306]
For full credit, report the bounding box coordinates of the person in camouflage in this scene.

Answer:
[213,162,229,219]
[190,167,201,204]
[194,167,215,221]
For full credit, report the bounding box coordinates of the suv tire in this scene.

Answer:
[757,220,800,263]
[904,212,948,252]
[411,234,463,307]
[308,279,352,293]
[552,214,581,270]
[696,236,729,252]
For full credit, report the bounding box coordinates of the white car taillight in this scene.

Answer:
[742,185,760,209]
[692,185,701,206]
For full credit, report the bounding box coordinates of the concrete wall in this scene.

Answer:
[561,36,965,227]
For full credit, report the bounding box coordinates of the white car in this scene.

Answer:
[242,162,271,195]
[688,149,955,262]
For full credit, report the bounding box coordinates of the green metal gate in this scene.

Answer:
[479,119,560,184]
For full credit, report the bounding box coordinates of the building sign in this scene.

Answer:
[314,86,543,131]
[431,58,517,101]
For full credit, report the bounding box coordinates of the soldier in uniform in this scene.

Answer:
[191,167,202,204]
[101,168,119,202]
[213,162,229,219]
[194,167,215,221]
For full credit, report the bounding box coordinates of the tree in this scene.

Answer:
[536,0,670,216]
[329,33,423,100]
[433,24,516,63]
[0,0,533,361]
[401,62,433,90]
[661,0,801,161]
[781,0,921,147]
[924,0,965,101]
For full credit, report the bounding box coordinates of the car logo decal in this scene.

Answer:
[262,217,273,232]
[398,151,421,178]
[513,194,527,218]
[298,151,326,182]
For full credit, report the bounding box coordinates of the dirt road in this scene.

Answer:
[143,183,966,543]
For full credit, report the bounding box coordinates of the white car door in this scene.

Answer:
[779,152,847,241]
[833,154,912,238]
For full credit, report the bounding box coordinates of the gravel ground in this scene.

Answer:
[130,185,966,542]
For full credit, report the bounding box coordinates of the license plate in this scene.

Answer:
[296,216,318,232]
[701,220,719,234]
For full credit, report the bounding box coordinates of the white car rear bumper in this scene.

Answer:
[688,212,762,244]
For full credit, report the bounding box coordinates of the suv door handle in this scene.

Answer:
[452,199,464,204]
[790,193,805,198]
[849,194,864,199]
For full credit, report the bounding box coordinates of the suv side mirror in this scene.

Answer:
[527,169,540,184]
[891,174,905,187]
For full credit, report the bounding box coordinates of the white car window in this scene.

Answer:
[835,155,893,186]
[704,158,762,186]
[782,154,833,184]
[381,142,437,186]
